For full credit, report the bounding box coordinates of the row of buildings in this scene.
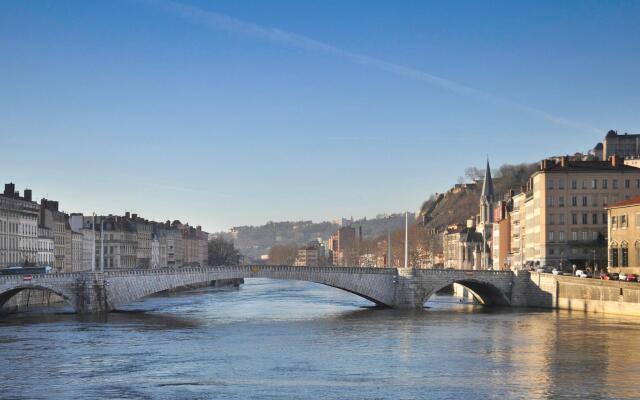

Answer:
[0,183,209,272]
[443,130,640,274]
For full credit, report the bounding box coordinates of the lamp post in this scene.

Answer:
[404,211,408,269]
[387,215,392,268]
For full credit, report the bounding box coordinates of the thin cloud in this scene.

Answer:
[142,0,602,134]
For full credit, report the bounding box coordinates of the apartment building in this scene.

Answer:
[0,183,39,267]
[510,156,640,270]
[607,196,640,274]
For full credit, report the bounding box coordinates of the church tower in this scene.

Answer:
[478,159,495,269]
[480,159,495,225]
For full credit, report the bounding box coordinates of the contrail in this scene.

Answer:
[142,0,602,135]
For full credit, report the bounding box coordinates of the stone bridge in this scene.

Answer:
[0,266,516,314]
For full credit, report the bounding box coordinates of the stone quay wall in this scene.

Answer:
[513,271,640,317]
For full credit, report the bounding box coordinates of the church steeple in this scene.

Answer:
[479,158,495,224]
[480,158,495,206]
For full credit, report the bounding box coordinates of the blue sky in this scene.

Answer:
[1,0,639,232]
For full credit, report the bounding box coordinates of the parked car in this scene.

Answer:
[619,273,628,281]
[552,268,562,275]
[609,273,620,281]
[577,270,591,278]
[627,274,637,282]
[600,273,611,280]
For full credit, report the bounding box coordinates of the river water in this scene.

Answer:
[1,278,640,400]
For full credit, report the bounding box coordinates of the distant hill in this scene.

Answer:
[218,213,415,261]
[419,162,537,229]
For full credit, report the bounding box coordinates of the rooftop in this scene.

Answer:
[608,195,640,209]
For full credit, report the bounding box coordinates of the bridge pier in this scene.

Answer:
[392,268,425,309]
[73,273,109,314]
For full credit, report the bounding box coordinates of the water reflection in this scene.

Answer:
[1,278,640,399]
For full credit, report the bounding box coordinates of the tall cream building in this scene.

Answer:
[0,183,39,267]
[510,156,640,270]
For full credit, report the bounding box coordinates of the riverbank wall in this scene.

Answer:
[513,271,640,317]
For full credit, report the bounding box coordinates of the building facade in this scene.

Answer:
[0,183,39,267]
[328,226,356,266]
[509,157,640,270]
[442,222,482,269]
[607,196,640,274]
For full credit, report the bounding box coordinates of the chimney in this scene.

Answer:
[132,213,137,220]
[24,189,32,202]
[540,159,548,170]
[559,156,567,168]
[125,212,130,219]
[611,155,621,167]
[4,183,15,196]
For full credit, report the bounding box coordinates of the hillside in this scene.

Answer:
[219,213,416,261]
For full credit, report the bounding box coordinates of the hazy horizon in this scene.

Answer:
[2,0,639,232]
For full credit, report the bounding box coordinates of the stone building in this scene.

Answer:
[601,130,640,160]
[178,223,208,267]
[69,214,95,272]
[491,199,512,271]
[127,213,152,268]
[95,215,137,269]
[607,195,640,274]
[37,226,54,266]
[0,183,39,267]
[294,246,319,267]
[509,156,640,270]
[40,198,72,272]
[442,222,483,269]
[328,226,356,266]
[166,223,183,267]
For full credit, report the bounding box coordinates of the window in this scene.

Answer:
[636,214,640,227]
[559,231,565,241]
[549,231,555,241]
[591,179,597,189]
[613,179,618,189]
[621,214,628,228]
[572,214,578,224]
[548,196,555,207]
[592,195,598,207]
[572,196,578,207]
[625,179,630,189]
[592,231,599,241]
[559,196,565,207]
[592,213,598,224]
[582,196,588,207]
[603,196,608,207]
[582,231,588,241]
[571,180,577,190]
[559,179,565,189]
[549,247,555,255]
[603,179,608,189]
[622,243,629,267]
[572,231,578,241]
[636,179,640,189]
[611,247,619,267]
[549,214,555,225]
[612,215,618,229]
[559,214,565,225]
[582,213,588,225]
[548,179,554,190]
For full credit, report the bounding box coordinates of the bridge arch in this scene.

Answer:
[421,276,512,307]
[104,266,397,312]
[0,284,75,312]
